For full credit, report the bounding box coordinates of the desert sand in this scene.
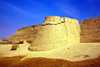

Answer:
[0,43,100,62]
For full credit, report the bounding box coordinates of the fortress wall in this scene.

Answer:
[17,24,42,33]
[80,17,100,43]
[32,24,42,29]
[64,17,80,44]
[3,24,42,44]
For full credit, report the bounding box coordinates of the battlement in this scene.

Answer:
[43,16,64,24]
[43,16,78,24]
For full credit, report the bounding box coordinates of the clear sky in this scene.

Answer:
[0,0,100,40]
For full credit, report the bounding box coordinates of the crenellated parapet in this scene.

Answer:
[43,16,64,24]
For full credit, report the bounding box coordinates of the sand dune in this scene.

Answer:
[0,43,100,62]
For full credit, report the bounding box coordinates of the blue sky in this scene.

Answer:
[0,0,100,40]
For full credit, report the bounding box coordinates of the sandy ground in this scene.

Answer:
[0,43,100,61]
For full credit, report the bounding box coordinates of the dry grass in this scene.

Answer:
[0,55,100,67]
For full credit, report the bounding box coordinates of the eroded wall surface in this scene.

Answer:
[80,17,100,43]
[2,24,42,44]
[64,17,80,44]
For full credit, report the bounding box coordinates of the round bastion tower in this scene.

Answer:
[28,16,80,51]
[28,16,68,51]
[43,16,65,24]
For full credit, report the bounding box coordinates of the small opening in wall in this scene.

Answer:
[60,19,61,20]
[46,23,52,25]
[61,21,64,23]
[53,20,55,22]
[58,23,60,24]
[19,41,23,44]
[68,48,70,49]
[41,24,45,26]
[54,24,57,25]
[49,20,50,22]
